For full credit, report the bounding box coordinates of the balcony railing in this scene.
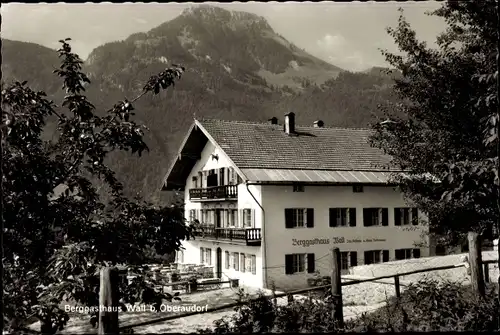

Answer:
[189,185,238,201]
[192,224,261,246]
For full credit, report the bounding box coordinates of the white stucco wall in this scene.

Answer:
[180,240,263,287]
[261,184,430,290]
[179,141,264,288]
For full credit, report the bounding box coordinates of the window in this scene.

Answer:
[189,209,196,222]
[340,252,349,270]
[329,208,356,227]
[363,208,388,226]
[251,255,256,275]
[233,252,239,271]
[241,209,253,227]
[227,209,237,227]
[394,208,410,226]
[206,210,214,224]
[293,184,304,192]
[285,208,314,228]
[192,176,198,188]
[225,251,230,269]
[245,254,251,272]
[285,253,315,274]
[207,169,217,187]
[228,167,237,185]
[364,250,389,265]
[353,185,364,193]
[219,167,225,186]
[340,251,358,270]
[205,248,212,265]
[201,210,214,224]
[240,254,246,273]
[395,248,421,260]
[394,208,419,226]
[200,248,212,265]
[229,252,235,269]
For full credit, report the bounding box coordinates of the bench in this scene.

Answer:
[198,278,222,290]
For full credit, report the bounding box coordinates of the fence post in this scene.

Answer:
[331,248,344,329]
[467,232,485,297]
[98,267,119,335]
[483,263,490,283]
[394,275,401,298]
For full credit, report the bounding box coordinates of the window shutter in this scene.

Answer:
[285,255,294,274]
[251,209,255,228]
[251,255,256,274]
[225,251,229,269]
[394,208,401,226]
[382,250,389,262]
[363,209,371,227]
[224,210,229,228]
[329,208,337,227]
[349,208,357,227]
[412,208,419,225]
[413,248,421,259]
[200,248,204,263]
[364,251,371,265]
[240,254,246,273]
[382,208,389,226]
[307,253,315,273]
[350,252,357,267]
[395,249,403,260]
[239,209,244,228]
[234,253,239,271]
[285,209,294,228]
[207,249,212,266]
[306,208,314,228]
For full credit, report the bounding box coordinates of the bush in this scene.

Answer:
[198,280,499,333]
[348,279,499,332]
[198,289,342,333]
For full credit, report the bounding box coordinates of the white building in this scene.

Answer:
[162,113,430,290]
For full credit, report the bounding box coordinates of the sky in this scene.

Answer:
[1,1,448,71]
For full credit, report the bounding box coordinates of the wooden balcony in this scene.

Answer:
[189,185,238,201]
[193,225,261,246]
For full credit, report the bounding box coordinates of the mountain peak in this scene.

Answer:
[180,4,272,31]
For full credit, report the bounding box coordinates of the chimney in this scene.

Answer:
[314,120,324,128]
[268,117,278,125]
[284,112,295,134]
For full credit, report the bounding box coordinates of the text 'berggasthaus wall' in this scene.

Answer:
[292,237,387,247]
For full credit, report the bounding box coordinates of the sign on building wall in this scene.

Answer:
[291,237,387,247]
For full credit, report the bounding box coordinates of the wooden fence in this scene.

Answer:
[94,231,497,333]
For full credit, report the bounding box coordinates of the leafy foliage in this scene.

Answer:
[370,1,499,247]
[350,280,499,332]
[197,288,343,334]
[199,281,498,333]
[2,38,192,333]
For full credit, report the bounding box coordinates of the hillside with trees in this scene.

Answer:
[1,5,402,202]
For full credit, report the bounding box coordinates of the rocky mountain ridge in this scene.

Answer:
[1,4,400,202]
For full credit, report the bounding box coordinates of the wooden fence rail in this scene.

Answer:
[96,232,499,334]
[117,259,497,332]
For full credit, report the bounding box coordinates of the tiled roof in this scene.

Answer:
[198,119,399,172]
